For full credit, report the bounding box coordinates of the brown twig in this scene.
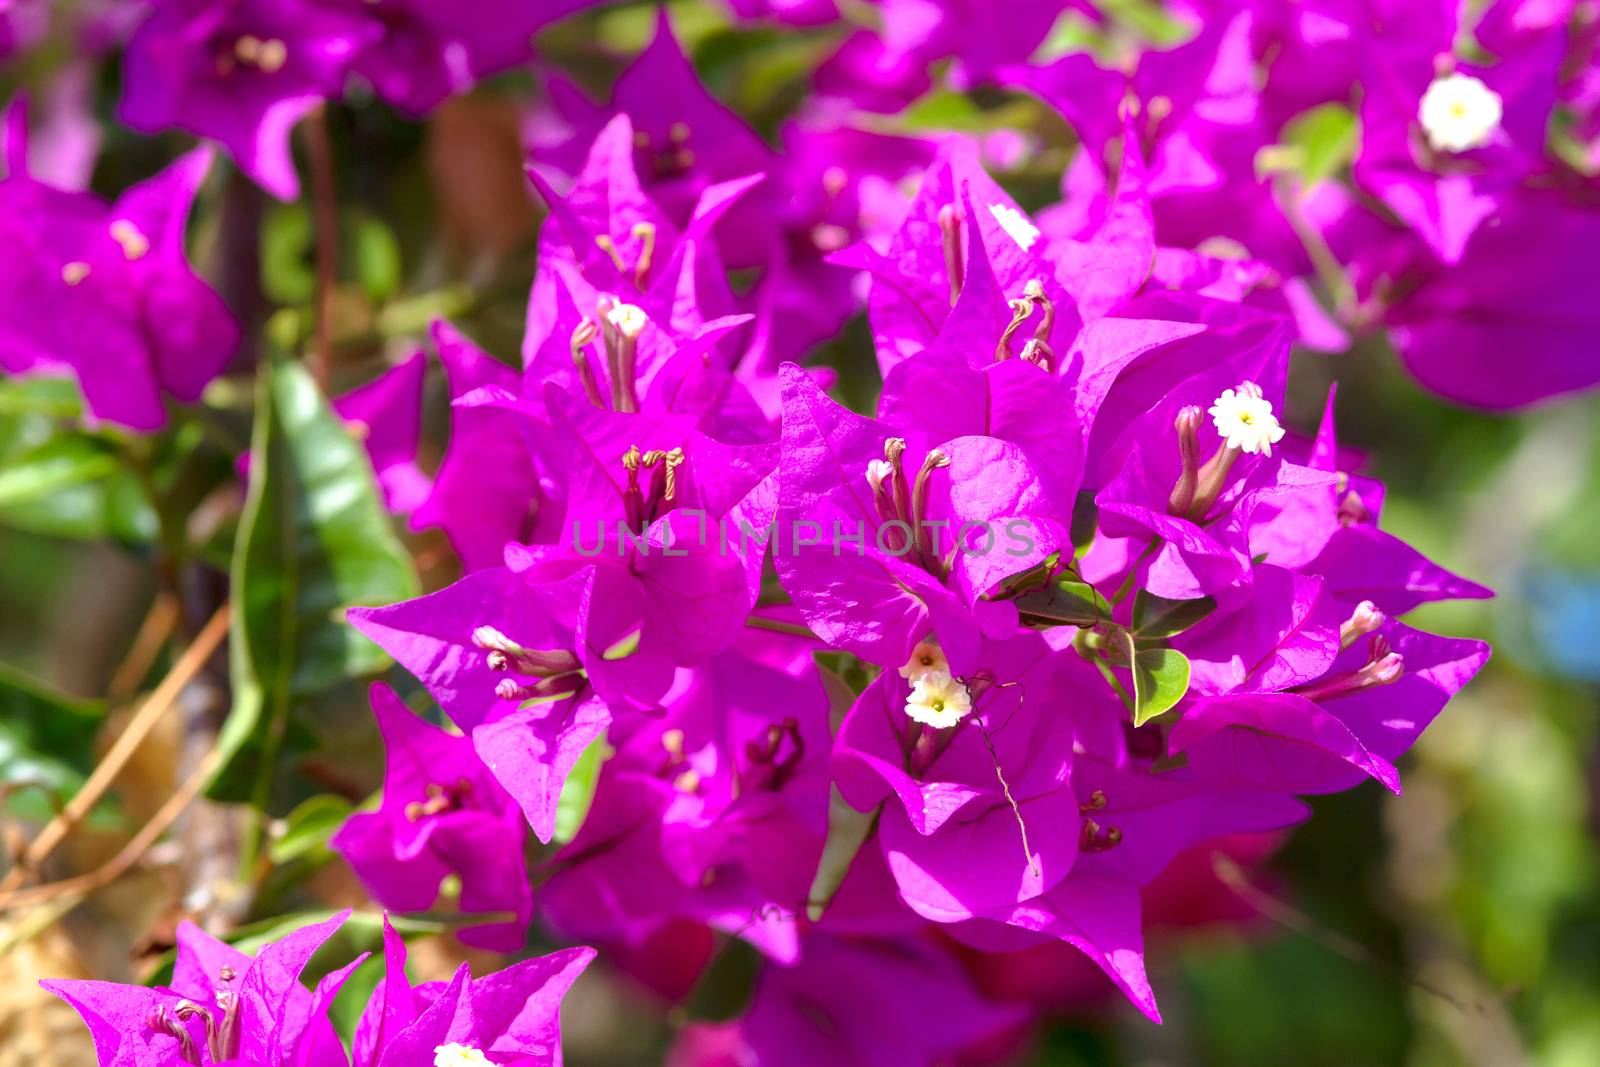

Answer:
[0,746,226,913]
[107,592,181,704]
[305,105,339,389]
[0,604,230,894]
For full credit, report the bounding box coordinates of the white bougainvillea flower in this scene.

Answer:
[1418,73,1503,153]
[905,670,973,728]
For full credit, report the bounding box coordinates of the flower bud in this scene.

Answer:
[474,626,581,678]
[1339,601,1386,651]
[1291,635,1406,702]
[1168,405,1204,517]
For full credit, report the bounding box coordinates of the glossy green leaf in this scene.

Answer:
[0,474,156,543]
[1131,647,1191,727]
[1016,573,1112,629]
[212,358,419,803]
[0,400,154,542]
[0,437,121,508]
[1132,591,1217,638]
[270,793,354,863]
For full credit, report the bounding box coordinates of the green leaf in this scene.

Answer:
[374,286,474,339]
[1069,493,1099,558]
[0,663,106,823]
[1098,0,1194,46]
[260,203,316,305]
[0,437,121,507]
[0,377,85,418]
[902,90,985,130]
[1132,591,1217,639]
[0,402,155,542]
[1015,573,1111,629]
[804,664,878,921]
[0,473,157,543]
[1030,9,1104,63]
[270,793,354,863]
[1131,647,1191,727]
[212,358,419,804]
[1272,103,1360,186]
[806,787,878,922]
[352,216,402,303]
[552,735,609,845]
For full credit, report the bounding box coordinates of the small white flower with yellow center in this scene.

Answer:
[606,302,650,339]
[897,641,949,680]
[905,670,972,729]
[1418,73,1503,154]
[988,203,1040,251]
[434,1044,492,1067]
[1208,385,1285,456]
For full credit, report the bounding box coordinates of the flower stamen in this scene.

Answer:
[996,279,1054,367]
[910,448,951,570]
[1339,601,1386,651]
[630,221,656,288]
[1291,635,1405,703]
[569,318,606,408]
[938,204,964,305]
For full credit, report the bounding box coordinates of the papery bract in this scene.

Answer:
[0,105,238,430]
[119,0,377,199]
[330,684,533,951]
